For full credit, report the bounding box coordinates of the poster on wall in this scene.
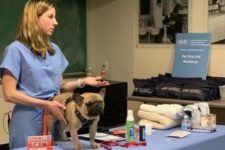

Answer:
[208,0,225,44]
[139,0,188,44]
[172,33,212,79]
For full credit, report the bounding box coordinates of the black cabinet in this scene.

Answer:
[74,81,127,129]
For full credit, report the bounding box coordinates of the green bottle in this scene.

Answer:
[126,110,135,142]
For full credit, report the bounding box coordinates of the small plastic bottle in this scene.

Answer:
[181,115,191,131]
[126,110,135,142]
[100,64,106,81]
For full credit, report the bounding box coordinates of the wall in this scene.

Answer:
[87,0,225,123]
[0,86,14,144]
[87,0,225,93]
[87,0,135,93]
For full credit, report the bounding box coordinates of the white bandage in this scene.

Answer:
[76,78,85,88]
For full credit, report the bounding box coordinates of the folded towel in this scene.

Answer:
[140,104,183,120]
[137,110,181,129]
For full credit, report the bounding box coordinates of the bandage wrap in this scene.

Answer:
[77,78,85,88]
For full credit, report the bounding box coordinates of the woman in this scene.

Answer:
[0,0,109,149]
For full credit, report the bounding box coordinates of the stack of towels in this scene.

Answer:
[138,104,183,129]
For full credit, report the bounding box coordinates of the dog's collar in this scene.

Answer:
[65,95,95,126]
[65,96,73,106]
[75,108,95,126]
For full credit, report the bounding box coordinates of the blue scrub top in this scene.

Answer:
[0,40,69,149]
[0,40,68,99]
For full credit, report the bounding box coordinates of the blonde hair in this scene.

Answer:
[17,0,56,56]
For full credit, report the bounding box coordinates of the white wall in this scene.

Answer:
[87,0,225,124]
[87,0,135,93]
[87,0,225,95]
[0,86,14,144]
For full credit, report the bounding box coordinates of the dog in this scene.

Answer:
[47,88,105,150]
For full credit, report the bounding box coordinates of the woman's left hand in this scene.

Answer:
[83,76,110,87]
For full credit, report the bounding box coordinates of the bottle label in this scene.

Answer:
[126,121,135,142]
[139,125,146,141]
[129,128,134,136]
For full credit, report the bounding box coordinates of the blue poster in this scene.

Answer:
[172,33,211,79]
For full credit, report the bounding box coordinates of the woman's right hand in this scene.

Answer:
[46,101,67,125]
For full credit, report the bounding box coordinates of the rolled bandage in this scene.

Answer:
[76,78,85,88]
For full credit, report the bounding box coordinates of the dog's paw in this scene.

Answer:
[90,142,100,149]
[76,146,84,150]
[75,142,84,150]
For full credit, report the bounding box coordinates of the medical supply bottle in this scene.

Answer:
[181,115,191,130]
[100,64,106,80]
[126,110,135,142]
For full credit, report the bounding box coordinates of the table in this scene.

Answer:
[14,125,225,150]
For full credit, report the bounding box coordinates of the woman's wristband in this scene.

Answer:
[76,78,85,88]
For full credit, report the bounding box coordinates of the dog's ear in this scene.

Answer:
[99,88,106,99]
[72,93,84,106]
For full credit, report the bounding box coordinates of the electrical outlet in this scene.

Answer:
[104,60,109,71]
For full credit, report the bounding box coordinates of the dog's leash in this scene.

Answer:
[100,140,147,150]
[42,108,48,135]
[42,96,56,135]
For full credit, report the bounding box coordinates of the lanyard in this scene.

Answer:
[100,141,147,150]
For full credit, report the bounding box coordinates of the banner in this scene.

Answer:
[172,33,211,79]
